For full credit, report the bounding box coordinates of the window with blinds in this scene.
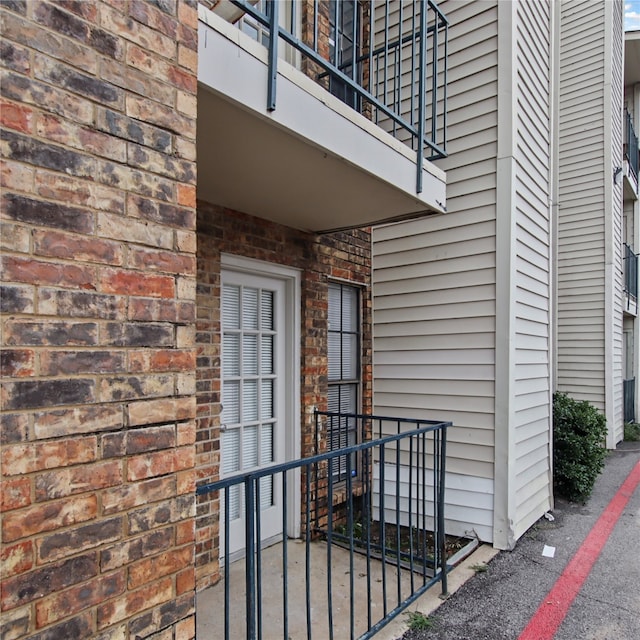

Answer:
[327,282,360,480]
[222,283,276,519]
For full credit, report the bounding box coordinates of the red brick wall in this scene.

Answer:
[195,202,372,589]
[1,1,197,638]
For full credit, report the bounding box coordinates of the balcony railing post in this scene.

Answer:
[267,0,279,111]
[438,425,448,594]
[245,478,256,639]
[416,0,427,194]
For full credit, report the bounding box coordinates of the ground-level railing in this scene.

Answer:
[196,412,450,640]
[624,378,635,424]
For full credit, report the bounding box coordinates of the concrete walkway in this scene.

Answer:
[398,441,640,640]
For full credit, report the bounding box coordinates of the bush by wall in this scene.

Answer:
[553,392,608,503]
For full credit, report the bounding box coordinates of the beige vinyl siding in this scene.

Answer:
[373,0,498,543]
[556,0,607,409]
[493,0,553,547]
[556,0,625,446]
[373,467,493,540]
[608,0,624,445]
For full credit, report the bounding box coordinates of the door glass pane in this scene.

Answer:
[259,476,273,511]
[243,334,258,375]
[223,285,240,329]
[261,380,273,419]
[222,429,240,474]
[261,335,273,374]
[243,425,259,469]
[242,288,258,329]
[228,485,241,521]
[243,380,258,421]
[261,424,273,464]
[223,334,240,376]
[261,291,274,330]
[223,381,240,423]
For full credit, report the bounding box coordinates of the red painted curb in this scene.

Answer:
[518,460,640,640]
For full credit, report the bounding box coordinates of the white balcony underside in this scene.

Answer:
[197,7,446,233]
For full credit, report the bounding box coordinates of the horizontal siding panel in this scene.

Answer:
[373,397,495,424]
[516,256,549,289]
[374,377,494,398]
[515,376,549,396]
[512,330,548,351]
[514,490,551,540]
[375,284,495,311]
[512,349,549,364]
[374,316,495,337]
[514,390,549,412]
[375,347,495,366]
[515,472,551,513]
[373,252,495,285]
[374,363,495,382]
[515,403,550,426]
[373,215,494,258]
[374,300,495,324]
[556,367,605,381]
[373,271,496,299]
[515,448,549,487]
[445,187,497,211]
[373,235,495,270]
[516,317,550,337]
[374,332,494,352]
[373,208,495,244]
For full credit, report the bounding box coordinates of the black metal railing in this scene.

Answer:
[624,243,638,312]
[229,0,448,194]
[624,378,636,423]
[196,412,450,640]
[625,108,639,186]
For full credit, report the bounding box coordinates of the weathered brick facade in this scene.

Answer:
[1,1,197,638]
[194,203,372,588]
[1,0,376,633]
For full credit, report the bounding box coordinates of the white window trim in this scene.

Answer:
[221,253,301,538]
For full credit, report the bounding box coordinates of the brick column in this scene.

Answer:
[1,1,197,638]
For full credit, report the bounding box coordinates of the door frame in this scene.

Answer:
[221,253,301,540]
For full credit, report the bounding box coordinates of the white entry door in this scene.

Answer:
[221,269,286,559]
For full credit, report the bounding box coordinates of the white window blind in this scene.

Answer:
[327,283,360,479]
[222,282,277,518]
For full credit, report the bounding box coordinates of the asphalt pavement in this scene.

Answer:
[397,440,640,640]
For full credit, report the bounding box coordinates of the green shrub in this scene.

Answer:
[624,422,640,441]
[553,392,607,503]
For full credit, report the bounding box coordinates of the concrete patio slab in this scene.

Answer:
[196,539,498,639]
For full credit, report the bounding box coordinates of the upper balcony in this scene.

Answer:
[623,108,639,201]
[197,0,448,232]
[624,243,638,316]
